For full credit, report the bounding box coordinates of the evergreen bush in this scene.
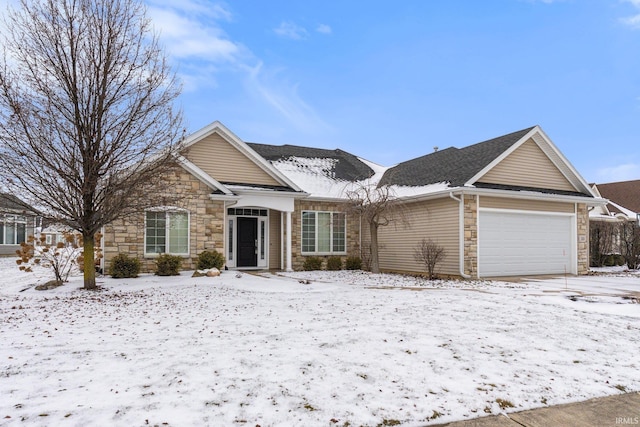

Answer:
[156,254,182,276]
[302,256,323,271]
[326,256,342,271]
[108,253,141,278]
[196,250,225,270]
[345,256,362,270]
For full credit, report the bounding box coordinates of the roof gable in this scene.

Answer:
[595,180,640,214]
[181,121,302,192]
[476,138,576,192]
[0,193,37,213]
[379,125,595,198]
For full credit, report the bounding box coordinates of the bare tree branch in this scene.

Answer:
[0,0,183,289]
[346,182,408,273]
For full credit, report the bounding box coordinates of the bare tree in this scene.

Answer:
[0,0,183,289]
[346,182,406,273]
[619,221,640,270]
[589,220,617,267]
[413,238,446,279]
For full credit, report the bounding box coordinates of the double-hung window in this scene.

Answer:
[145,210,189,256]
[301,211,346,254]
[0,215,27,245]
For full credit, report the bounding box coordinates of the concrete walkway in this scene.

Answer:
[433,392,640,427]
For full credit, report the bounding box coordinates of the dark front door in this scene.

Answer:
[237,217,258,267]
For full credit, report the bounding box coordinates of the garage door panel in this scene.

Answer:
[479,210,574,277]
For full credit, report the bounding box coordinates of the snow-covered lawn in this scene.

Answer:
[0,259,638,426]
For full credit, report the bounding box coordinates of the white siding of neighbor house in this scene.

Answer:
[371,197,460,276]
[478,138,577,192]
[185,132,281,186]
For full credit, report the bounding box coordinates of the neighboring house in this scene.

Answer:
[589,180,639,263]
[0,193,39,256]
[590,180,640,223]
[40,223,73,246]
[102,121,604,278]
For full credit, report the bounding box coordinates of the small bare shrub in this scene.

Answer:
[413,238,446,279]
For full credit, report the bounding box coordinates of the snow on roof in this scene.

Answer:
[271,156,452,199]
[272,157,363,199]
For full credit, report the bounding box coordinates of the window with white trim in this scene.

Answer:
[301,211,346,254]
[0,215,27,245]
[145,210,189,255]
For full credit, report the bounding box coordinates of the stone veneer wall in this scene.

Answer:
[290,199,361,271]
[577,203,589,275]
[102,167,225,273]
[463,194,478,278]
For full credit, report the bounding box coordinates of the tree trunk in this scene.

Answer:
[83,232,97,290]
[369,221,380,273]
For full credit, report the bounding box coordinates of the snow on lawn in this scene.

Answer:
[0,259,639,426]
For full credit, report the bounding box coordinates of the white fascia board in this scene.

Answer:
[607,200,637,218]
[397,185,607,206]
[226,185,309,199]
[176,155,232,195]
[459,186,607,206]
[181,120,304,193]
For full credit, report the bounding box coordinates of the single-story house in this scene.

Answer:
[102,121,604,278]
[588,180,639,266]
[0,193,39,256]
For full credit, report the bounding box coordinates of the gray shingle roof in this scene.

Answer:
[247,143,375,182]
[0,193,36,212]
[379,127,536,187]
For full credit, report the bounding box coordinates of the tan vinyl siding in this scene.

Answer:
[269,210,281,269]
[376,197,459,276]
[185,132,281,186]
[479,139,576,192]
[479,196,574,213]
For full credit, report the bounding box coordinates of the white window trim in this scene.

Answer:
[301,210,347,255]
[144,209,191,257]
[0,214,27,245]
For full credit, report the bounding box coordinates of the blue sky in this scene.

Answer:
[4,0,640,184]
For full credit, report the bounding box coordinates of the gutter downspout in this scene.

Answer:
[449,192,472,279]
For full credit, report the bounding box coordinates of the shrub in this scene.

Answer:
[302,256,323,271]
[413,238,446,279]
[196,250,225,270]
[345,256,362,270]
[156,254,182,276]
[108,253,141,278]
[326,256,342,271]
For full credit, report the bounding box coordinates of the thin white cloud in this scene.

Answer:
[316,24,332,34]
[145,1,327,132]
[273,21,309,40]
[596,163,640,182]
[244,62,329,133]
[620,0,640,28]
[147,2,240,62]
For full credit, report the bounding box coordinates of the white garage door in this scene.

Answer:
[478,210,575,277]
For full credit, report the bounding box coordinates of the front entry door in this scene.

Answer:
[237,217,258,267]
